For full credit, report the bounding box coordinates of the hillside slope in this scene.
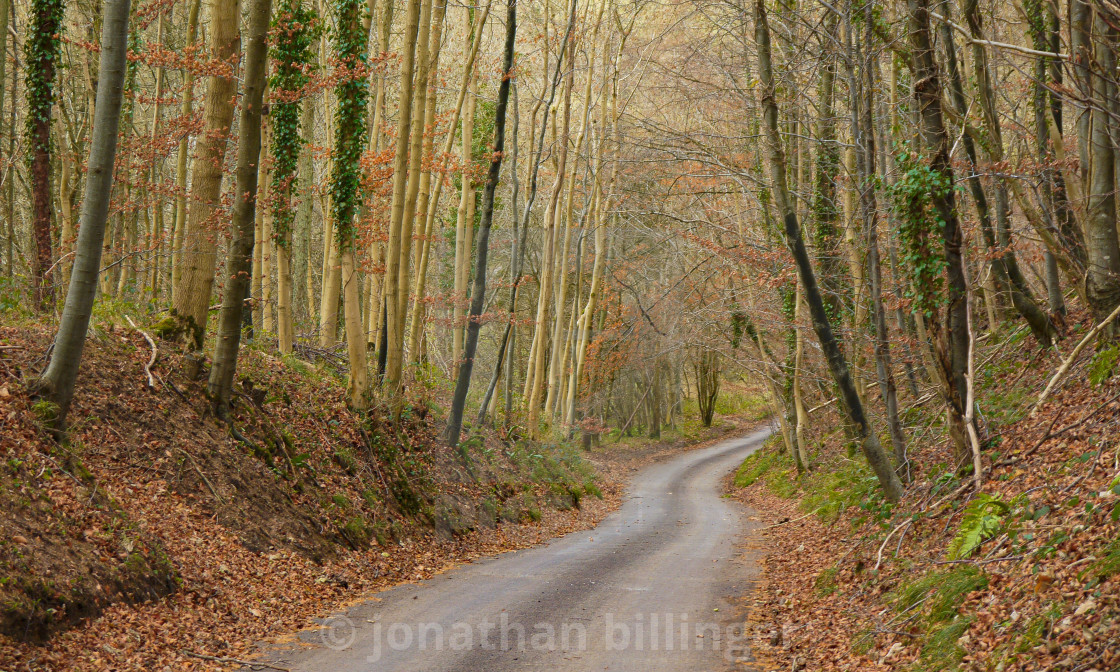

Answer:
[731,312,1120,672]
[0,317,619,670]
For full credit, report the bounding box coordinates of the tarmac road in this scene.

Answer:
[259,427,770,672]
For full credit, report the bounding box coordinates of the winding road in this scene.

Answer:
[260,427,770,672]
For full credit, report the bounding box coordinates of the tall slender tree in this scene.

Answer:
[905,0,972,466]
[36,0,132,428]
[332,0,371,409]
[445,0,517,447]
[383,0,423,396]
[270,0,318,355]
[755,0,903,502]
[25,0,67,308]
[208,0,275,417]
[171,0,243,375]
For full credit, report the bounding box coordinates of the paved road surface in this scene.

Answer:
[260,428,770,672]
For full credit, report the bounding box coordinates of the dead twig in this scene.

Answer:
[875,520,913,571]
[125,316,158,390]
[1034,302,1120,416]
[176,448,224,505]
[759,506,823,530]
[181,650,291,671]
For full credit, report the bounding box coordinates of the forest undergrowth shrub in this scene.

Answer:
[814,566,839,597]
[1088,344,1120,387]
[890,565,989,671]
[733,438,795,498]
[714,384,771,419]
[799,457,889,526]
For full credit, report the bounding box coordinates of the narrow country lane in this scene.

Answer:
[259,428,771,672]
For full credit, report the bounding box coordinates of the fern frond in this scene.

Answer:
[947,494,1009,560]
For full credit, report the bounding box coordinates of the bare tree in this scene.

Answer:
[36,0,132,428]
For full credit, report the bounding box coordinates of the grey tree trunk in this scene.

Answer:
[754,0,903,502]
[852,6,907,478]
[478,14,573,426]
[1083,10,1120,325]
[444,0,516,446]
[37,0,132,428]
[937,9,1053,346]
[207,0,274,417]
[477,81,524,427]
[907,0,972,468]
[961,0,1055,345]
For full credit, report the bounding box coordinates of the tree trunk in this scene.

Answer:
[444,0,515,446]
[394,0,435,369]
[408,0,490,360]
[172,0,243,372]
[1082,8,1120,326]
[812,10,844,322]
[907,0,972,467]
[565,62,619,428]
[171,0,203,304]
[647,362,662,440]
[383,0,423,395]
[318,204,341,346]
[207,0,272,417]
[403,0,447,358]
[296,89,316,321]
[854,4,907,478]
[37,0,131,427]
[332,0,371,409]
[792,289,810,470]
[26,0,67,309]
[0,0,8,229]
[961,0,1055,344]
[269,0,314,355]
[755,0,903,502]
[4,0,15,280]
[477,78,525,427]
[452,32,478,378]
[147,10,167,303]
[365,0,393,346]
[527,59,575,437]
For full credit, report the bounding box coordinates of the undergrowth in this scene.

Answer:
[891,565,989,671]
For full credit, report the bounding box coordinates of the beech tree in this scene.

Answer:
[332,0,371,409]
[269,1,317,356]
[207,0,274,417]
[444,0,516,447]
[755,0,903,502]
[36,0,131,427]
[170,0,243,374]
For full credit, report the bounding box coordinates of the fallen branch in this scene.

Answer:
[922,481,973,515]
[759,506,823,530]
[962,262,983,490]
[181,650,291,671]
[1034,302,1120,416]
[177,448,224,506]
[807,397,838,414]
[875,520,913,571]
[125,315,158,390]
[930,11,1069,59]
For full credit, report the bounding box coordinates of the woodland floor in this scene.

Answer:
[0,313,756,671]
[728,310,1120,672]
